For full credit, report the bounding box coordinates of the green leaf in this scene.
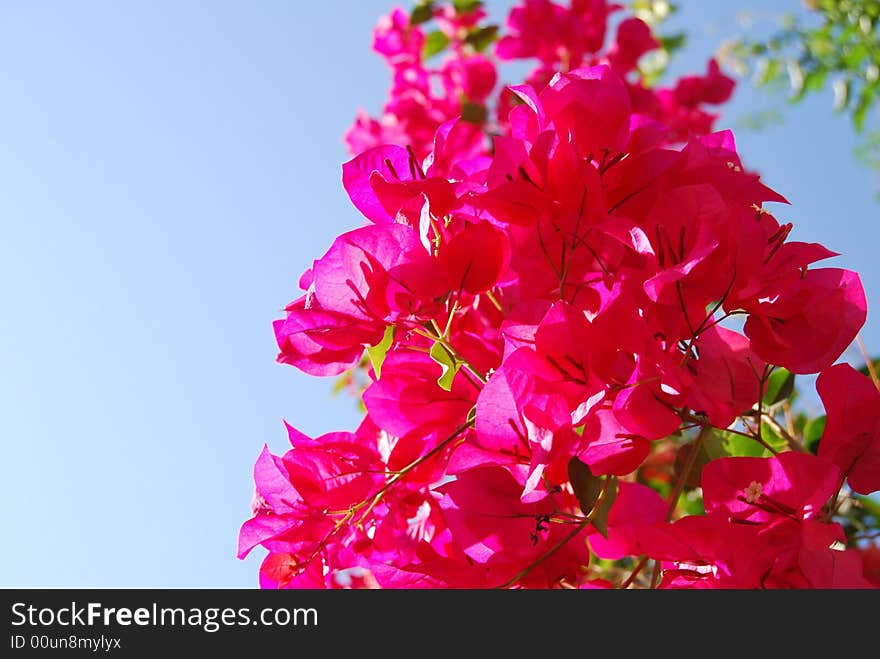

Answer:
[763,367,795,406]
[332,371,351,395]
[567,457,604,516]
[466,405,477,424]
[803,67,828,94]
[659,32,686,53]
[855,130,880,169]
[678,489,706,516]
[366,325,395,379]
[852,84,877,132]
[755,58,782,87]
[430,342,460,391]
[637,48,670,86]
[464,25,499,52]
[410,1,435,26]
[803,415,827,454]
[461,100,488,124]
[423,30,449,59]
[453,0,482,13]
[792,66,827,102]
[806,31,834,58]
[760,421,788,453]
[855,494,880,521]
[591,477,618,539]
[719,429,766,457]
[673,431,729,488]
[843,42,869,70]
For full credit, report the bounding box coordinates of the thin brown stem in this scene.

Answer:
[649,560,662,589]
[497,477,613,589]
[666,426,710,521]
[358,419,474,523]
[484,289,503,312]
[756,411,807,453]
[856,334,880,392]
[620,556,650,589]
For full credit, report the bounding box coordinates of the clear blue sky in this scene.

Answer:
[0,1,876,587]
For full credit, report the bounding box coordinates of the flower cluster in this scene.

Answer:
[241,0,879,588]
[346,0,735,161]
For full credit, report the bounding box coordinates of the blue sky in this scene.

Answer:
[0,1,876,587]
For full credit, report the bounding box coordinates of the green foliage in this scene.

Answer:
[839,494,880,543]
[763,367,796,406]
[429,341,461,391]
[630,1,682,85]
[760,421,789,454]
[659,31,687,53]
[568,457,605,515]
[411,1,435,25]
[566,456,619,538]
[855,494,880,521]
[719,428,767,458]
[677,489,706,516]
[461,100,488,124]
[453,0,483,13]
[591,477,618,538]
[803,415,827,454]
[630,0,678,26]
[465,25,499,52]
[366,325,395,379]
[423,30,450,59]
[725,0,880,186]
[673,431,728,488]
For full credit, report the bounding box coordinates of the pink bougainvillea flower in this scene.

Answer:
[342,145,417,224]
[496,0,617,68]
[701,451,841,524]
[673,59,735,107]
[238,425,384,557]
[474,347,581,499]
[540,65,632,158]
[612,362,683,441]
[639,451,872,588]
[311,223,441,322]
[577,407,652,476]
[442,54,498,104]
[248,0,877,590]
[273,296,385,376]
[587,481,666,559]
[743,267,867,374]
[363,349,476,454]
[496,0,571,63]
[686,325,766,429]
[259,552,328,589]
[533,301,605,404]
[280,423,385,511]
[372,7,424,62]
[342,145,459,225]
[640,513,869,589]
[439,464,590,587]
[606,17,658,75]
[440,220,510,295]
[817,363,880,494]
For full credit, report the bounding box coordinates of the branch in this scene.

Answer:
[497,476,614,589]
